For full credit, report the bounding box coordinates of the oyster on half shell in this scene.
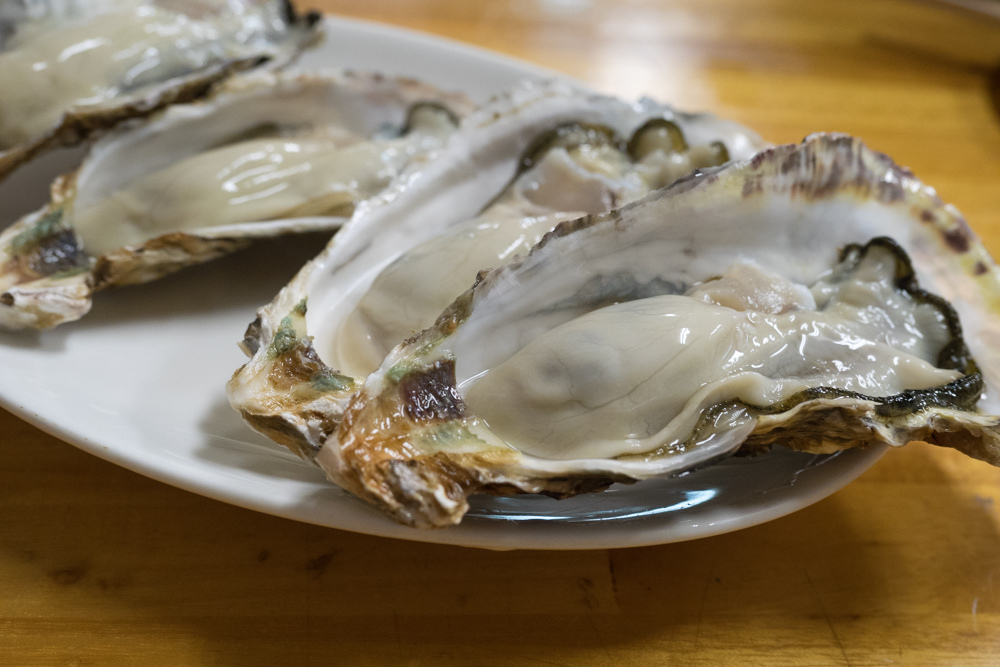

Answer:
[0,70,474,330]
[226,80,765,460]
[0,0,321,180]
[319,134,1000,528]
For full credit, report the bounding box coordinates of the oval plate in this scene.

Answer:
[0,16,884,550]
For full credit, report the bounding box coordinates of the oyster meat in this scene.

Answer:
[317,134,1000,528]
[226,80,765,460]
[331,121,735,379]
[0,70,473,330]
[0,0,321,180]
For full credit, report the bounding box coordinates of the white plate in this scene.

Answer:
[0,16,884,550]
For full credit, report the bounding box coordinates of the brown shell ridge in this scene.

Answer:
[227,302,362,461]
[323,358,633,527]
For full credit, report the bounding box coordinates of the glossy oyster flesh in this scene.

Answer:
[319,134,1000,528]
[0,70,473,330]
[0,0,321,180]
[226,80,766,460]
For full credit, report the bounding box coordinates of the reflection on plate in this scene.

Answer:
[0,16,884,550]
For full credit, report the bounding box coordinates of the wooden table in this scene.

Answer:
[3,1,1000,664]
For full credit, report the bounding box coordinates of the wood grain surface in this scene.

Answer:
[3,1,1000,664]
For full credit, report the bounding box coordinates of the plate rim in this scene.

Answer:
[0,15,887,550]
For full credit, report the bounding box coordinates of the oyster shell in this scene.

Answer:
[0,0,321,180]
[226,80,765,460]
[319,133,1000,528]
[0,70,473,330]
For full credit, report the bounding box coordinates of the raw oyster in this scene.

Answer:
[0,70,473,330]
[0,0,321,180]
[320,133,1000,528]
[332,121,735,379]
[226,80,765,460]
